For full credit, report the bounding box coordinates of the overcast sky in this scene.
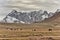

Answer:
[0,0,60,20]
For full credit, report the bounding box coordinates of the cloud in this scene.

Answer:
[0,0,60,12]
[1,0,59,8]
[0,0,60,20]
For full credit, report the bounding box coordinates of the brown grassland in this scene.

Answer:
[0,22,60,40]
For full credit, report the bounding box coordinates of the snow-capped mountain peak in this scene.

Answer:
[2,10,54,24]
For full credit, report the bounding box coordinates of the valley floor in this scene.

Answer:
[0,22,60,40]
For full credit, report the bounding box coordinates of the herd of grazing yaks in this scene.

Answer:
[4,27,52,32]
[5,28,23,30]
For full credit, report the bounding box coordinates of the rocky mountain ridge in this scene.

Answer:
[2,9,57,24]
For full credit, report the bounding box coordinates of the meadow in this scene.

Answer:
[0,22,60,40]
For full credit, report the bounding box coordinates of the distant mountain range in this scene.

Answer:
[2,9,60,24]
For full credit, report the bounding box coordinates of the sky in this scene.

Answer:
[0,0,60,20]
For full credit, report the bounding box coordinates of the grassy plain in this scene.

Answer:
[0,22,60,40]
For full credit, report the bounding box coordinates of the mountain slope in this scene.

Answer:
[42,11,60,23]
[2,10,54,24]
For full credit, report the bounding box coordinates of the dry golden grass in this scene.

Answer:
[0,22,60,40]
